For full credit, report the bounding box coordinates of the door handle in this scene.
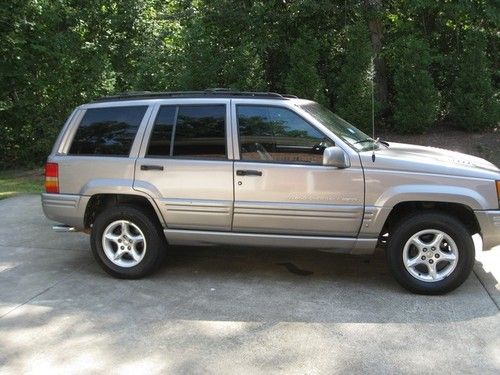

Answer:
[236,169,262,176]
[140,165,164,171]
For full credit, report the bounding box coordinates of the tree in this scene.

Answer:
[284,32,327,104]
[1,0,498,168]
[363,0,388,106]
[177,0,265,91]
[335,21,375,132]
[448,32,498,131]
[389,34,439,133]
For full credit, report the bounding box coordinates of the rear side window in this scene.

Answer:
[69,106,147,156]
[147,105,226,159]
[173,105,226,158]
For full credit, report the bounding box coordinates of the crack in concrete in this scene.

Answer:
[0,271,76,320]
[0,243,87,252]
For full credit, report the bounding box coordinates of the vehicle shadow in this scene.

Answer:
[147,245,499,322]
[473,258,500,308]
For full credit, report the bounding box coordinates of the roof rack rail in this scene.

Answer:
[93,89,292,102]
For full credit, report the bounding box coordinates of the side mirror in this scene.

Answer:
[323,146,350,168]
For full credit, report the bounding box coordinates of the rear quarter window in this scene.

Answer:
[69,106,147,156]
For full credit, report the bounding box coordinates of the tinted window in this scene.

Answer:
[147,106,176,157]
[172,105,226,158]
[69,106,147,156]
[237,105,333,164]
[300,102,375,151]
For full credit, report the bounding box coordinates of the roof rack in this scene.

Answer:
[93,89,296,102]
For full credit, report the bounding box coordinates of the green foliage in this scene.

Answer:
[0,0,498,168]
[177,1,265,91]
[334,21,375,133]
[0,0,119,168]
[448,32,499,131]
[389,35,439,134]
[284,33,327,105]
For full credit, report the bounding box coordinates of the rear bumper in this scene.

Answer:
[41,193,89,230]
[474,210,500,250]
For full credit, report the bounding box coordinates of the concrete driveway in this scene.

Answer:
[0,195,499,374]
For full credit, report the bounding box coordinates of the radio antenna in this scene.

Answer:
[368,56,376,162]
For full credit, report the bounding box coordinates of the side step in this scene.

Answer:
[52,225,77,232]
[163,228,377,255]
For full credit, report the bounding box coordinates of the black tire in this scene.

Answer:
[386,211,475,295]
[90,205,166,279]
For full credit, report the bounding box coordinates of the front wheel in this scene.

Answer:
[386,212,475,295]
[90,205,166,279]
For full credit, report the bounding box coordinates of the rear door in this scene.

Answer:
[231,102,364,237]
[134,99,234,231]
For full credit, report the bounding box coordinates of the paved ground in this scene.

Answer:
[0,195,499,374]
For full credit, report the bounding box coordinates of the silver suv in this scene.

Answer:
[42,90,500,294]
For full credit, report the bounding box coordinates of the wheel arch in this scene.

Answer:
[84,193,166,230]
[380,201,480,239]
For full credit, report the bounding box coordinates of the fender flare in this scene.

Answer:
[80,179,166,227]
[375,184,488,210]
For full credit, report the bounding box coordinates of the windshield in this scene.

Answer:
[299,102,378,152]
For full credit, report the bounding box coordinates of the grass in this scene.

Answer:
[0,168,44,200]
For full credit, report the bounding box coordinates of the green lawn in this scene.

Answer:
[0,168,44,200]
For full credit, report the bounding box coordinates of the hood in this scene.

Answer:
[361,142,500,179]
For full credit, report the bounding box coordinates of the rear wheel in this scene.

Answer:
[386,211,475,294]
[91,205,166,279]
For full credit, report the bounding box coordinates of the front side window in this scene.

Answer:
[299,102,378,151]
[69,106,147,156]
[147,105,226,159]
[237,105,333,164]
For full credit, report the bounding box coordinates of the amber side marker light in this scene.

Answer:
[496,180,500,208]
[45,162,59,194]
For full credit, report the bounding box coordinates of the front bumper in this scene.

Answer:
[41,193,89,230]
[474,210,500,250]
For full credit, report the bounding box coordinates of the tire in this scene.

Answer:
[90,205,166,279]
[386,211,475,295]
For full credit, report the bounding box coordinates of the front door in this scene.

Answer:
[232,103,364,237]
[134,100,234,231]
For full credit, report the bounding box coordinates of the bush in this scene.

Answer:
[448,32,498,131]
[335,22,375,133]
[389,35,439,134]
[284,33,327,104]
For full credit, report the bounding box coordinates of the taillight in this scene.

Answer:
[45,162,59,194]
